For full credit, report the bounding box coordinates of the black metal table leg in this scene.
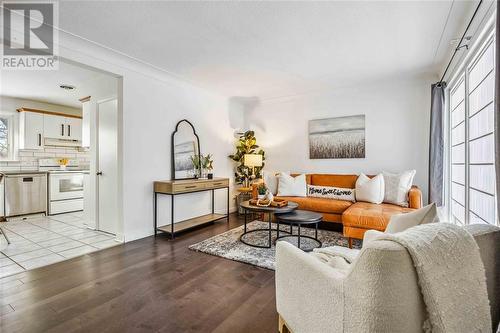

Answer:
[298,224,301,249]
[268,213,272,247]
[226,187,230,222]
[315,222,318,239]
[154,192,157,236]
[171,194,175,240]
[211,189,214,214]
[277,217,280,239]
[244,208,247,233]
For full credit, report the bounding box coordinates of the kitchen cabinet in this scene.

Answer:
[44,114,82,141]
[44,114,66,139]
[17,109,83,148]
[66,117,82,141]
[19,111,44,149]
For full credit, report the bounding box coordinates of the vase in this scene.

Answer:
[258,194,266,200]
[200,168,209,179]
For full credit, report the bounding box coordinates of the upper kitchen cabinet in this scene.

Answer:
[44,114,82,141]
[17,108,83,148]
[44,113,66,139]
[19,111,44,150]
[66,117,82,141]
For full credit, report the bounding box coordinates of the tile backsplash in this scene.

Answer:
[0,147,90,172]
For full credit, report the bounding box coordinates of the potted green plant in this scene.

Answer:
[190,154,201,178]
[257,183,267,200]
[201,154,214,179]
[228,130,265,187]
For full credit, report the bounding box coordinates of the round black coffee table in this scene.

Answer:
[276,210,323,251]
[239,200,298,248]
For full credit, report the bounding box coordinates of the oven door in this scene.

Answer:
[49,173,84,201]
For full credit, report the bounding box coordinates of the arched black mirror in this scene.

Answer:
[171,119,201,180]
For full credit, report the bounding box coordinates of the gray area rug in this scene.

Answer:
[189,220,362,270]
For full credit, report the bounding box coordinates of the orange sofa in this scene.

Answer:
[253,174,422,247]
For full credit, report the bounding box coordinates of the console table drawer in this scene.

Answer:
[173,183,206,192]
[205,179,229,189]
[154,177,229,194]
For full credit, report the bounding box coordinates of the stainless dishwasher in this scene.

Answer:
[4,173,47,217]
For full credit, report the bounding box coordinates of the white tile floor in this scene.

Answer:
[0,212,120,278]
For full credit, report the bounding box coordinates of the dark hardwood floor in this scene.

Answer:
[0,214,277,333]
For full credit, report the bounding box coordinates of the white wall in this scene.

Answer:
[247,77,434,201]
[12,25,433,241]
[54,32,235,242]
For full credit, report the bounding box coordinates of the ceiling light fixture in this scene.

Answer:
[59,84,76,90]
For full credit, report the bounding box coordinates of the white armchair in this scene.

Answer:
[275,224,500,333]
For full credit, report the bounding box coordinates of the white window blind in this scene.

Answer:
[448,37,497,226]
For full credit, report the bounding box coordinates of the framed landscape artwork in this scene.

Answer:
[309,115,365,159]
[174,141,196,175]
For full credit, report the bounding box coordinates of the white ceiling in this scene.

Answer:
[0,60,118,108]
[2,1,483,103]
[56,1,483,100]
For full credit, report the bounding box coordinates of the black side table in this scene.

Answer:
[276,210,323,251]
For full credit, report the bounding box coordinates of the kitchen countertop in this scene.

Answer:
[0,170,49,175]
[47,170,90,174]
[0,170,90,175]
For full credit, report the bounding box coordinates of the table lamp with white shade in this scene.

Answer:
[244,153,263,187]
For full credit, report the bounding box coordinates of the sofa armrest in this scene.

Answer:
[408,186,422,209]
[276,241,346,333]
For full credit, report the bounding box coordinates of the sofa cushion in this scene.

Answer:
[385,203,438,233]
[277,173,307,197]
[277,196,353,214]
[307,185,355,201]
[342,202,414,231]
[310,174,358,188]
[355,173,385,204]
[264,170,290,195]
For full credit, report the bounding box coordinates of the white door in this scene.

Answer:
[44,115,65,139]
[21,112,44,149]
[97,99,118,234]
[66,117,82,141]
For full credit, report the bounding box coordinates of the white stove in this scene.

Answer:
[39,159,89,215]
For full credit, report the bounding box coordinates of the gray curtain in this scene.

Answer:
[495,6,500,222]
[429,83,446,206]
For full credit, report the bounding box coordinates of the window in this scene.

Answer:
[448,37,497,226]
[0,116,9,157]
[0,114,14,160]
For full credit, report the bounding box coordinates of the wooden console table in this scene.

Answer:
[153,178,230,238]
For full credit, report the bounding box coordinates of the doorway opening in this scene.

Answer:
[0,58,123,277]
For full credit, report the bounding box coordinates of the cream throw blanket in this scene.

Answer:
[378,223,491,333]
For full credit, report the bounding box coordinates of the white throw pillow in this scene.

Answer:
[362,203,439,248]
[385,202,439,233]
[277,173,307,197]
[263,170,290,195]
[383,170,416,207]
[307,185,355,202]
[355,173,385,204]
